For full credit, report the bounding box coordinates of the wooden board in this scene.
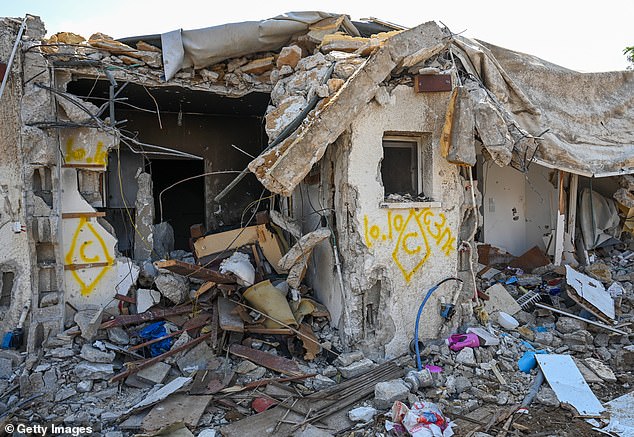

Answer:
[220,361,404,437]
[228,344,303,377]
[155,259,235,283]
[193,224,286,273]
[218,297,244,333]
[141,393,212,431]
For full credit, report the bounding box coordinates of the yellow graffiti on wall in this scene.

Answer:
[65,217,114,295]
[363,208,456,282]
[64,138,108,165]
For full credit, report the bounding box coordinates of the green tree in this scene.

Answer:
[625,46,634,69]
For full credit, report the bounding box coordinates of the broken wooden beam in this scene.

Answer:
[110,333,212,382]
[155,259,235,283]
[101,305,193,328]
[228,344,304,377]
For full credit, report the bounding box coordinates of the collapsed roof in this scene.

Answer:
[47,12,634,193]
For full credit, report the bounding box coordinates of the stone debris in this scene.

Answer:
[348,405,377,422]
[1,14,632,437]
[374,379,411,409]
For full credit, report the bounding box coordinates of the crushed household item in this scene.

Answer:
[387,400,454,437]
[219,252,255,286]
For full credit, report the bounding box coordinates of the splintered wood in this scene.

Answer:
[220,361,404,437]
[228,344,303,377]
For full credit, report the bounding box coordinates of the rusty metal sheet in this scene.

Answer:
[414,73,452,92]
[228,344,303,377]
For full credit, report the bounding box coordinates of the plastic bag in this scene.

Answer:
[386,401,454,437]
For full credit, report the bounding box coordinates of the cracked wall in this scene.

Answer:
[331,85,471,357]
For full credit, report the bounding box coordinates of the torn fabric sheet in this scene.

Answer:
[161,12,358,80]
[453,37,634,177]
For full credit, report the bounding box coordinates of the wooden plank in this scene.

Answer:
[154,259,235,284]
[64,261,111,270]
[62,212,106,219]
[244,326,293,335]
[142,394,212,431]
[62,163,105,168]
[220,361,404,437]
[567,174,579,240]
[193,225,286,273]
[228,344,303,377]
[217,297,244,333]
[194,226,260,257]
[101,305,193,328]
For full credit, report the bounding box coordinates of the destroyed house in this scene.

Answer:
[0,11,632,364]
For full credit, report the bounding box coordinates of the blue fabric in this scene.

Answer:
[138,321,173,357]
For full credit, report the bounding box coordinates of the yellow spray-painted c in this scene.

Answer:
[65,217,114,296]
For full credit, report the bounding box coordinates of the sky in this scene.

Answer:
[2,0,632,72]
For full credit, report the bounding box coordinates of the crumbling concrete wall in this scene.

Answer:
[333,85,469,358]
[0,18,36,336]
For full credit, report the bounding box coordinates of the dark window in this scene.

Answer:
[381,138,420,196]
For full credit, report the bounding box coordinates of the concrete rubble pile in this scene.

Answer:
[1,13,634,437]
[1,226,632,436]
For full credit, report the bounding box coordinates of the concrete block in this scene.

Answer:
[74,362,114,380]
[136,362,171,385]
[374,378,410,409]
[338,358,376,379]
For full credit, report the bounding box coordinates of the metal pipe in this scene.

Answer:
[0,15,30,101]
[413,277,463,371]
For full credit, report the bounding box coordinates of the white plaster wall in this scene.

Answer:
[482,162,558,256]
[61,168,119,310]
[482,163,527,256]
[344,85,464,357]
[524,164,557,252]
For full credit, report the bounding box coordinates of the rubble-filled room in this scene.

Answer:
[0,11,632,437]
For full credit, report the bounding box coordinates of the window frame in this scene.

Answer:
[379,133,440,209]
[381,135,423,197]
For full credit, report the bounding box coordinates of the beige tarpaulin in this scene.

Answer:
[453,37,634,177]
[160,11,358,81]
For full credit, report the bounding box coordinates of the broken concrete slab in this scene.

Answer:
[0,357,12,379]
[107,326,130,345]
[482,283,522,315]
[155,271,188,305]
[374,378,410,409]
[249,21,450,196]
[74,307,103,341]
[584,357,617,382]
[74,362,114,380]
[176,341,215,373]
[276,45,302,69]
[80,344,115,363]
[334,350,364,367]
[338,357,376,378]
[136,362,172,385]
[137,288,162,313]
